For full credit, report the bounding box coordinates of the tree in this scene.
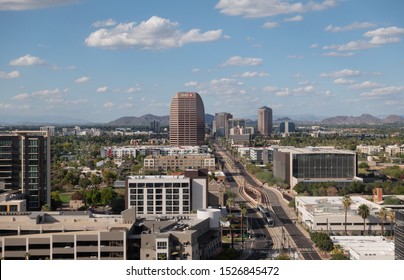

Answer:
[226,197,235,214]
[50,191,62,210]
[378,207,387,236]
[100,187,117,206]
[342,196,352,235]
[239,203,248,250]
[389,210,395,237]
[357,204,370,235]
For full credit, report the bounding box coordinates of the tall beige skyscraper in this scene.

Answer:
[170,92,205,146]
[258,106,273,136]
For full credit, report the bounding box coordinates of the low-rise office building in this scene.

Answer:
[295,196,389,235]
[331,236,394,260]
[273,147,362,189]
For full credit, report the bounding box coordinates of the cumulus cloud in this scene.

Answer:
[11,93,30,100]
[85,16,223,49]
[323,51,355,57]
[324,26,404,51]
[215,0,338,18]
[262,22,280,29]
[0,103,13,109]
[126,86,141,93]
[284,15,303,22]
[287,55,304,59]
[360,86,404,97]
[333,78,355,84]
[96,86,108,93]
[222,56,263,66]
[325,22,376,32]
[263,84,316,96]
[185,81,199,87]
[74,76,90,84]
[350,81,383,89]
[320,69,362,78]
[9,54,46,66]
[0,0,77,11]
[92,18,117,28]
[0,70,20,79]
[236,71,270,78]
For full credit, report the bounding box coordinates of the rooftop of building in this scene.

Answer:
[127,175,188,180]
[276,146,355,155]
[296,196,382,216]
[0,211,131,232]
[331,236,394,258]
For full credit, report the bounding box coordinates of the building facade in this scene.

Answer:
[169,92,205,146]
[143,154,215,172]
[396,210,404,260]
[125,170,208,216]
[257,106,273,136]
[214,112,233,138]
[0,131,50,211]
[273,147,362,189]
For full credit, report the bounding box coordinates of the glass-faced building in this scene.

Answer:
[273,147,362,189]
[0,131,50,211]
[396,210,404,260]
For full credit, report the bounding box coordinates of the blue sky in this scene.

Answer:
[1,0,403,123]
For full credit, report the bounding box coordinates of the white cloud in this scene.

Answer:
[126,86,141,93]
[92,18,117,28]
[222,56,263,66]
[325,22,376,32]
[323,51,355,57]
[9,54,46,66]
[0,70,20,79]
[215,0,338,18]
[287,55,304,59]
[0,0,77,11]
[310,44,319,48]
[96,86,108,93]
[236,71,270,78]
[11,93,30,100]
[74,76,90,84]
[333,78,355,84]
[185,81,199,87]
[262,22,280,29]
[31,88,69,98]
[85,16,223,49]
[192,68,200,73]
[360,86,404,97]
[324,26,404,51]
[263,84,315,96]
[284,15,303,22]
[293,85,315,95]
[0,103,12,109]
[350,81,383,89]
[103,102,114,108]
[320,69,362,78]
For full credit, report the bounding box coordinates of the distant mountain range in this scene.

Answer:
[107,114,215,126]
[1,113,403,126]
[320,114,404,125]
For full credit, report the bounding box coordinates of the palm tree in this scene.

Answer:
[357,204,370,235]
[378,207,387,236]
[239,203,248,250]
[342,196,352,235]
[226,197,235,214]
[389,210,395,237]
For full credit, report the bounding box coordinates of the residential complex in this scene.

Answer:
[125,169,208,216]
[0,131,50,211]
[143,154,215,172]
[169,92,205,146]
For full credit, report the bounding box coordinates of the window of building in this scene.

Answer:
[157,242,167,249]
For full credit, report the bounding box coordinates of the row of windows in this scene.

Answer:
[130,200,188,206]
[134,206,189,213]
[128,182,189,188]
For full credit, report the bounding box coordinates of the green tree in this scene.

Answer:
[50,191,62,210]
[102,169,118,187]
[378,207,388,236]
[389,210,395,236]
[100,187,117,206]
[79,176,91,189]
[357,204,370,235]
[342,195,352,235]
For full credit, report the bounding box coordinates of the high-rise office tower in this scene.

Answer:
[170,92,205,146]
[258,106,273,136]
[214,112,233,138]
[0,131,50,211]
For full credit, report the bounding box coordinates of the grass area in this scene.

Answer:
[59,192,73,203]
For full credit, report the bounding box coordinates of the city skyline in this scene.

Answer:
[1,0,404,123]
